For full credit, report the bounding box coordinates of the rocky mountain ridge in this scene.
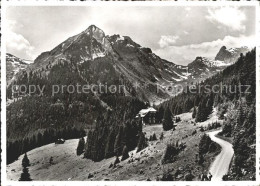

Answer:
[7,25,250,103]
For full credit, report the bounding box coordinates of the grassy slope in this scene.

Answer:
[7,112,222,181]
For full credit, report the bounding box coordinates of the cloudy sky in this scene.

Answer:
[6,5,256,65]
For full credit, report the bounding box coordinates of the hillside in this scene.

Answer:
[158,48,256,180]
[7,112,222,181]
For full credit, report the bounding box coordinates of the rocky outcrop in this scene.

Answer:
[215,46,249,64]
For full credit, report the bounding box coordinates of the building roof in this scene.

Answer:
[136,107,157,118]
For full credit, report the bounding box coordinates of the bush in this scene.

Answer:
[175,117,181,123]
[161,172,174,181]
[222,174,229,181]
[191,130,197,135]
[160,132,164,141]
[184,172,194,181]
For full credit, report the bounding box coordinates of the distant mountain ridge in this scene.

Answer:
[6,53,33,85]
[215,46,249,64]
[7,25,250,102]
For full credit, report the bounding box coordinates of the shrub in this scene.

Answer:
[160,132,164,141]
[161,172,174,181]
[184,172,194,181]
[191,130,197,135]
[175,117,181,123]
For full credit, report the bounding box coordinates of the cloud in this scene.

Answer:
[6,20,35,59]
[183,31,189,35]
[206,7,246,31]
[158,35,180,48]
[154,35,255,65]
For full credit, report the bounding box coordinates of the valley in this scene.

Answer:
[6,25,256,182]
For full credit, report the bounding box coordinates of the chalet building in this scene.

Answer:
[136,107,157,125]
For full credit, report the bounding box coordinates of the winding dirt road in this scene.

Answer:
[207,129,234,181]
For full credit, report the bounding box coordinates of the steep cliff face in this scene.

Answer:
[215,46,249,64]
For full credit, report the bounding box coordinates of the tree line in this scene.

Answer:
[84,96,146,161]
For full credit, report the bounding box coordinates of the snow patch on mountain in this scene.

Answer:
[92,52,106,59]
[200,57,229,67]
[173,71,188,80]
[171,77,182,82]
[116,35,125,42]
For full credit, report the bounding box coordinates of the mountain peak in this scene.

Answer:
[82,25,106,43]
[89,24,97,29]
[220,46,227,50]
[84,25,104,34]
[215,46,249,63]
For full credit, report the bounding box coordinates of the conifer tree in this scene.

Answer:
[76,137,85,156]
[196,99,208,122]
[121,145,129,161]
[19,167,32,181]
[137,132,147,152]
[105,130,115,158]
[192,106,197,119]
[114,127,123,156]
[152,133,157,141]
[19,153,32,181]
[114,156,120,166]
[162,108,173,131]
[22,153,30,167]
